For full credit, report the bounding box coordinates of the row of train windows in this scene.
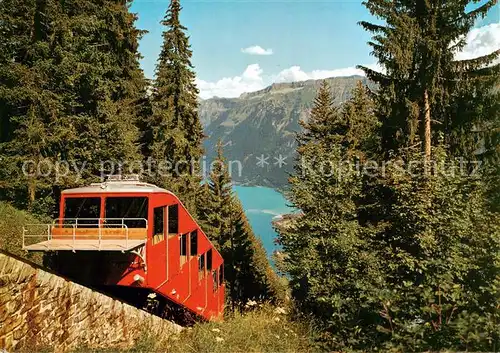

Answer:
[179,231,198,256]
[153,204,179,236]
[64,197,179,233]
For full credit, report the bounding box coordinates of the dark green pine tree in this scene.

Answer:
[199,141,286,309]
[144,0,205,215]
[198,141,234,248]
[358,0,500,162]
[351,1,500,350]
[359,143,500,351]
[277,81,383,348]
[0,0,147,215]
[341,80,380,160]
[229,200,287,309]
[0,0,60,212]
[298,80,344,146]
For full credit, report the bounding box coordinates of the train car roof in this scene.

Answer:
[62,180,173,195]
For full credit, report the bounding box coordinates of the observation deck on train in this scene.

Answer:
[23,175,169,252]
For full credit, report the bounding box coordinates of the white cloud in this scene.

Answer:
[196,64,266,99]
[456,23,500,63]
[241,45,274,56]
[273,64,382,83]
[197,63,382,99]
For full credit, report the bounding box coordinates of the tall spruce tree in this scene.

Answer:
[358,0,500,162]
[362,146,500,351]
[0,0,147,215]
[0,0,73,213]
[281,74,499,352]
[277,81,384,348]
[199,142,286,309]
[343,1,500,350]
[144,0,204,215]
[198,141,233,247]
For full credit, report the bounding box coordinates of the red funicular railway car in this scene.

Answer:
[23,175,225,322]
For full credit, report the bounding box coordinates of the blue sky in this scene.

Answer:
[130,0,499,98]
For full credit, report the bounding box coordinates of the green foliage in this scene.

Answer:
[69,304,314,353]
[364,147,500,352]
[278,81,385,350]
[0,201,46,264]
[279,72,500,350]
[359,0,500,158]
[167,304,313,353]
[199,142,287,308]
[0,0,147,215]
[142,0,204,215]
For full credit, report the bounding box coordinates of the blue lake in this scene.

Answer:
[233,186,295,257]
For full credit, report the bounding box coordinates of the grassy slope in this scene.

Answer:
[71,305,315,353]
[0,201,45,264]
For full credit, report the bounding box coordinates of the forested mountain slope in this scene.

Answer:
[199,76,374,188]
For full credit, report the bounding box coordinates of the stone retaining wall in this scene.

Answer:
[0,251,181,352]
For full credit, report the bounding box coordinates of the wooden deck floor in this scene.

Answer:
[23,239,146,251]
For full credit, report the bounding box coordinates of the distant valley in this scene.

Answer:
[199,75,374,189]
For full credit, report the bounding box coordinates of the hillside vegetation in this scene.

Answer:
[0,0,499,352]
[0,202,45,264]
[71,305,314,353]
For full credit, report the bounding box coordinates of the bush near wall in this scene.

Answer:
[0,201,46,264]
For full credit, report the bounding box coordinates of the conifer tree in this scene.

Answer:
[0,0,147,214]
[363,146,500,351]
[198,141,234,248]
[337,1,500,349]
[298,80,344,146]
[341,81,379,160]
[144,0,204,214]
[280,74,500,352]
[0,0,72,212]
[358,0,500,161]
[278,81,383,348]
[199,142,286,308]
[229,200,287,308]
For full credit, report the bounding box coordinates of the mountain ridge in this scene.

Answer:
[199,75,374,189]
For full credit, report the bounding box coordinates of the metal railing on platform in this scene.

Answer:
[22,218,148,251]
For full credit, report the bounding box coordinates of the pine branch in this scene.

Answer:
[454,49,500,72]
[460,0,498,23]
[359,21,386,34]
[356,65,393,86]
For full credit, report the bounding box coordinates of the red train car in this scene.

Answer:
[23,176,225,321]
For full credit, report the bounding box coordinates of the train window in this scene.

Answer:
[213,270,218,292]
[168,204,178,235]
[180,233,187,256]
[198,253,205,280]
[180,233,187,266]
[105,197,148,228]
[219,265,224,286]
[64,197,101,225]
[153,206,165,244]
[190,230,198,256]
[207,249,213,271]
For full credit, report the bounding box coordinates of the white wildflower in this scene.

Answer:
[215,336,224,343]
[274,307,286,315]
[245,299,257,307]
[211,328,221,333]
